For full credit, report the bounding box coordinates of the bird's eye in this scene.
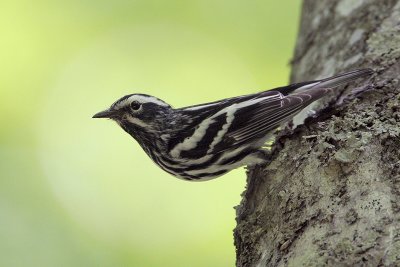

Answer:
[130,101,141,111]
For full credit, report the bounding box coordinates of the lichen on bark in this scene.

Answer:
[234,1,400,266]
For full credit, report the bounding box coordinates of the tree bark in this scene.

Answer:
[234,1,400,266]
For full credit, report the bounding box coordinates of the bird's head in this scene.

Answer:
[93,94,173,137]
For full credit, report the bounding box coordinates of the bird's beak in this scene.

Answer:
[92,109,118,119]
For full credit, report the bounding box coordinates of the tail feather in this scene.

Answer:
[307,68,374,90]
[273,68,373,95]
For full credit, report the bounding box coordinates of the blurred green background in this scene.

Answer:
[1,1,300,266]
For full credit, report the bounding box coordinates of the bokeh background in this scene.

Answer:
[1,1,301,266]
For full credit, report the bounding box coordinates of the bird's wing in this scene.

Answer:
[211,69,374,154]
[171,69,373,159]
[169,91,280,159]
[209,90,319,154]
[170,91,308,159]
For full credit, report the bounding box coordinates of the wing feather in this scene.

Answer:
[210,91,323,154]
[175,68,373,156]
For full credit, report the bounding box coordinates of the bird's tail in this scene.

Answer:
[300,68,374,91]
[273,68,373,95]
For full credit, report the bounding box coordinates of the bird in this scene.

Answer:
[93,68,373,181]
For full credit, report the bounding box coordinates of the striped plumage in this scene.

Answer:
[93,69,373,181]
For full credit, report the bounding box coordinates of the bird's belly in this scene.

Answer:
[151,146,258,181]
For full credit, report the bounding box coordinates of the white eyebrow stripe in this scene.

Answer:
[114,94,169,109]
[128,95,169,106]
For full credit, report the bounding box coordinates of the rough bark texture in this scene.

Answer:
[234,1,400,266]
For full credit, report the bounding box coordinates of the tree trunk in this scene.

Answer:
[234,1,400,266]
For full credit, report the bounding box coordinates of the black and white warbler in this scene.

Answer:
[93,69,372,181]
